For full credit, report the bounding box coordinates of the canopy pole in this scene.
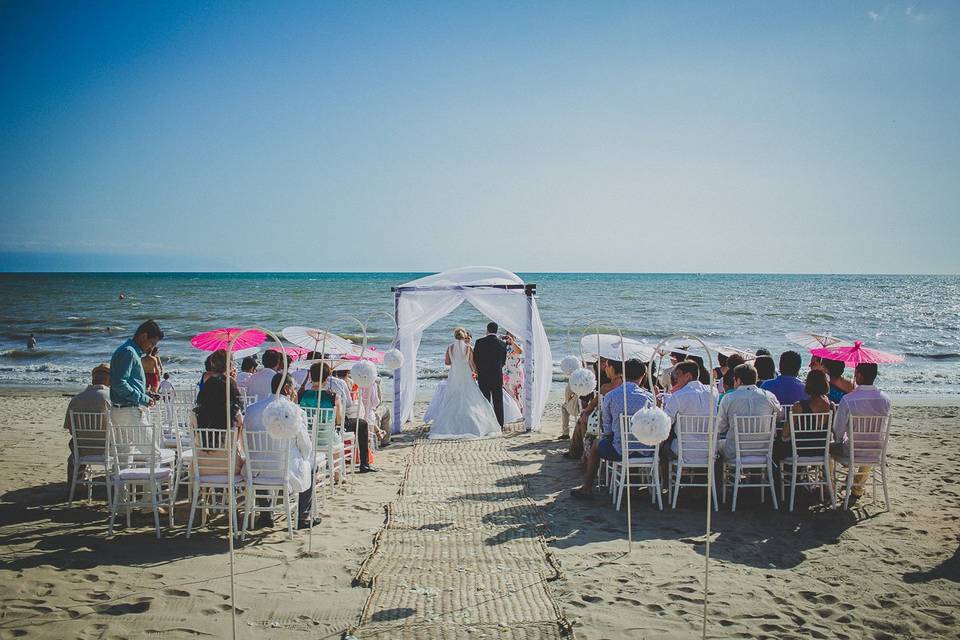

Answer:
[523,288,534,432]
[392,289,402,434]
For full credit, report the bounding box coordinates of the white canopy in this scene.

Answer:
[392,266,552,432]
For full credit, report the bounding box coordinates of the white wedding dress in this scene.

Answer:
[428,340,502,440]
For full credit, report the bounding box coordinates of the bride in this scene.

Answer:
[428,327,502,440]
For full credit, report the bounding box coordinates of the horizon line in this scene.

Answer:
[1,270,958,277]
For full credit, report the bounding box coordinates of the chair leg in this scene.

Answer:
[284,490,294,539]
[789,465,797,513]
[87,468,94,503]
[151,486,161,539]
[187,484,200,538]
[881,463,890,509]
[653,467,663,511]
[108,483,120,535]
[672,464,682,509]
[769,463,779,510]
[68,463,80,507]
[843,467,853,510]
[722,463,728,504]
[824,463,836,509]
[731,465,741,512]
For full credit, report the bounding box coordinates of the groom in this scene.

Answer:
[473,321,507,427]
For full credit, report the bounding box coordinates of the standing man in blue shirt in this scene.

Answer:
[760,350,806,406]
[571,358,655,500]
[110,320,164,427]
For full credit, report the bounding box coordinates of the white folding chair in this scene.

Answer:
[67,410,112,507]
[304,407,341,493]
[609,415,662,511]
[668,415,719,511]
[239,393,258,409]
[164,402,196,503]
[187,427,245,539]
[722,415,778,512]
[833,415,891,510]
[780,412,834,512]
[108,423,176,538]
[242,431,296,539]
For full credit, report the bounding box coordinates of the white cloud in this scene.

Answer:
[867,10,882,21]
[905,6,930,22]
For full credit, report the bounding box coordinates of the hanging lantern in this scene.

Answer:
[568,366,597,397]
[383,348,404,370]
[630,405,671,446]
[560,355,581,376]
[351,359,378,388]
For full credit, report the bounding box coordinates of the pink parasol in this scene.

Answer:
[191,327,267,352]
[342,344,385,364]
[810,340,905,366]
[268,345,309,361]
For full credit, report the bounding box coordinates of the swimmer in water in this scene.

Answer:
[118,293,125,300]
[26,334,37,350]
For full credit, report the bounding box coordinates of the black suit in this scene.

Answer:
[473,333,508,426]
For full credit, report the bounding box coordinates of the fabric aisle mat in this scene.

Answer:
[349,429,573,639]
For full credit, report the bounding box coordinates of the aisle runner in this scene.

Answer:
[350,433,573,639]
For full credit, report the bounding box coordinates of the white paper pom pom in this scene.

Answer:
[630,405,671,446]
[560,355,581,376]
[569,367,597,397]
[383,348,404,370]
[263,397,302,440]
[351,359,378,388]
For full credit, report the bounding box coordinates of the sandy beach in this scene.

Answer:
[1,389,958,639]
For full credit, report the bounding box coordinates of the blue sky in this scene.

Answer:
[1,1,958,273]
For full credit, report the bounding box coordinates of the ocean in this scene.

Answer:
[1,272,958,397]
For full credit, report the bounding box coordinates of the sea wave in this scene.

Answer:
[904,352,960,361]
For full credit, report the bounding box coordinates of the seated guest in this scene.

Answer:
[824,358,854,403]
[305,363,375,473]
[754,355,777,385]
[244,373,318,529]
[326,367,354,420]
[712,353,728,385]
[685,355,712,385]
[663,360,715,456]
[717,353,745,394]
[657,349,688,389]
[775,370,834,462]
[831,363,891,503]
[246,349,285,401]
[236,355,259,390]
[571,359,655,499]
[559,379,579,441]
[756,348,772,357]
[63,363,112,486]
[761,350,806,405]
[564,359,613,459]
[194,354,244,474]
[299,363,343,425]
[719,368,737,402]
[717,364,780,460]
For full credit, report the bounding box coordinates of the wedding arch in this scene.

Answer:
[390,266,552,433]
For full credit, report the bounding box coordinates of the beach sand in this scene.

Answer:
[0,390,957,639]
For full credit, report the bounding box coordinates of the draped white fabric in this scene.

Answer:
[395,267,552,432]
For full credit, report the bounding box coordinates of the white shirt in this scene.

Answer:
[717,384,780,458]
[243,398,313,493]
[246,368,280,402]
[326,376,353,412]
[158,379,175,398]
[663,381,716,455]
[663,380,716,423]
[236,371,253,390]
[833,385,891,443]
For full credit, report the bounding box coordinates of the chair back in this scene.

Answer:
[733,415,776,461]
[192,427,238,481]
[618,415,657,462]
[788,412,832,461]
[779,404,793,429]
[69,410,109,459]
[244,431,290,486]
[110,424,160,475]
[303,406,338,449]
[239,393,258,409]
[675,414,716,464]
[848,414,890,465]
